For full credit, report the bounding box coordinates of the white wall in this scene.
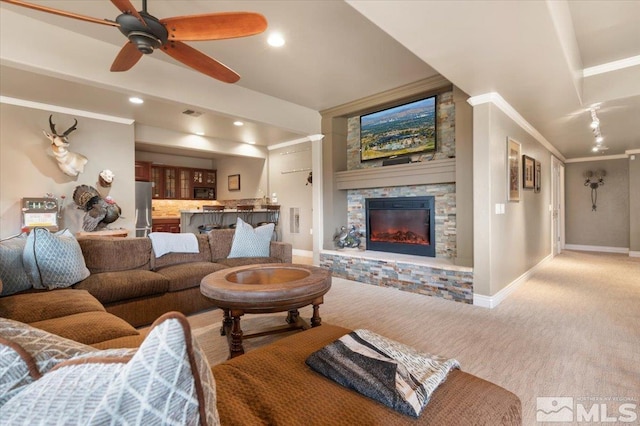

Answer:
[216,156,268,202]
[268,142,313,251]
[473,103,552,297]
[1,104,135,239]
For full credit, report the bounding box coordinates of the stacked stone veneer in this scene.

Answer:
[347,184,456,258]
[323,89,472,304]
[320,252,473,304]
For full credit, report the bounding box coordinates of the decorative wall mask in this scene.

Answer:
[584,169,606,211]
[72,184,121,231]
[99,169,115,187]
[43,115,88,177]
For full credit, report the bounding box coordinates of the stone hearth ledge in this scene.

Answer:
[320,249,473,304]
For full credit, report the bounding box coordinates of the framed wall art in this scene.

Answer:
[534,159,541,193]
[228,174,240,191]
[507,137,521,202]
[522,155,535,190]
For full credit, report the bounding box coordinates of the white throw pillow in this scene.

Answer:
[227,218,274,258]
[22,228,90,289]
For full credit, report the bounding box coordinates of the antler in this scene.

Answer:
[62,119,78,137]
[48,115,78,137]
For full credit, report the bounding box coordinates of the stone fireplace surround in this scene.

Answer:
[319,160,473,304]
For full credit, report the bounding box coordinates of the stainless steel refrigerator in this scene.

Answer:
[135,181,153,237]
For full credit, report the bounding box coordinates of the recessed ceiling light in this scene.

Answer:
[129,97,144,104]
[267,33,285,47]
[233,121,244,126]
[194,131,205,136]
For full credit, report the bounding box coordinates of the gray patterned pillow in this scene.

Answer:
[0,318,95,407]
[0,235,32,296]
[22,228,90,289]
[3,312,220,426]
[228,218,275,258]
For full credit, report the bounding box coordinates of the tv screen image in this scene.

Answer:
[360,96,437,162]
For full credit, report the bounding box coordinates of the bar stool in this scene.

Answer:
[257,205,280,240]
[199,205,225,233]
[236,205,255,227]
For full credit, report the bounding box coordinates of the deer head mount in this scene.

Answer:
[42,115,88,177]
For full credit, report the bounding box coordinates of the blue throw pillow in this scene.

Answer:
[22,228,90,289]
[0,235,32,296]
[227,218,275,258]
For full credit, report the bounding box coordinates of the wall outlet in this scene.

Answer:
[495,203,505,214]
[309,228,313,235]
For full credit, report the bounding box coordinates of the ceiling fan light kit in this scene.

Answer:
[2,0,268,83]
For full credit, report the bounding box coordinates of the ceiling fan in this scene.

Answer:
[1,0,267,83]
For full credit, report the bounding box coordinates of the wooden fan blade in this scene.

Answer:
[111,0,146,27]
[162,12,267,41]
[161,41,239,83]
[110,42,143,72]
[1,0,118,27]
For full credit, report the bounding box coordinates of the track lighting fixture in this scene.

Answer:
[588,107,607,153]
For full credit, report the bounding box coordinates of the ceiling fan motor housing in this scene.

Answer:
[116,12,168,54]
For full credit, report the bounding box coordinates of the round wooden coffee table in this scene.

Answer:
[200,263,331,358]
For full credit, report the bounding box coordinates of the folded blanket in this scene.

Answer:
[306,329,459,417]
[148,232,199,257]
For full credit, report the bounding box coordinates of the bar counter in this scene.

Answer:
[179,209,269,233]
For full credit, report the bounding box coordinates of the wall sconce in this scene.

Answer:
[584,169,606,211]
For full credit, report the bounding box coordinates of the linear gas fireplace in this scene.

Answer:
[365,196,435,257]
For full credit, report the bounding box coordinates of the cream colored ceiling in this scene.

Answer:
[1,0,638,159]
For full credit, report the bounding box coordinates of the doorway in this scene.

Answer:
[551,156,565,256]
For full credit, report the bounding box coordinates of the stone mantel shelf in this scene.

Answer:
[335,158,455,190]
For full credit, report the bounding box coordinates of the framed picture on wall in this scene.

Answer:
[522,155,535,189]
[507,137,521,201]
[228,174,240,191]
[534,159,541,193]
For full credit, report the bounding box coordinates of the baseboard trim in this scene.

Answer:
[629,251,640,258]
[473,254,553,309]
[565,244,629,254]
[292,249,313,258]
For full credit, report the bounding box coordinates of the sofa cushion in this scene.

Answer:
[3,312,220,426]
[73,270,169,304]
[0,234,32,296]
[30,311,139,346]
[22,228,90,290]
[156,261,227,292]
[153,233,212,269]
[208,229,235,260]
[0,318,95,408]
[0,289,105,324]
[228,218,275,258]
[78,236,152,273]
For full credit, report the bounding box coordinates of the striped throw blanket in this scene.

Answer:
[305,329,459,417]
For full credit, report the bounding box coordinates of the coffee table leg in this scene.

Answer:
[229,310,245,358]
[220,309,232,336]
[286,309,300,324]
[311,303,322,327]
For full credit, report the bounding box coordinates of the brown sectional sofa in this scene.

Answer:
[1,229,522,424]
[0,229,292,346]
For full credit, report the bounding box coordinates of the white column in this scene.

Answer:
[309,134,325,265]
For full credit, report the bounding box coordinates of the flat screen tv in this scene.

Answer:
[360,96,437,162]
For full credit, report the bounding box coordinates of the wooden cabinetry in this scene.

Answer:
[150,165,216,200]
[152,218,181,233]
[134,161,151,182]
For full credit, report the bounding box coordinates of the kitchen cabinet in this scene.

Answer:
[193,169,216,188]
[152,218,181,233]
[134,161,151,182]
[150,165,216,200]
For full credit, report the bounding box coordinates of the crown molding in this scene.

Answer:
[466,92,566,162]
[565,154,629,163]
[0,96,134,125]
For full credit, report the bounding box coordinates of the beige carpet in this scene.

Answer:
[187,250,640,425]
